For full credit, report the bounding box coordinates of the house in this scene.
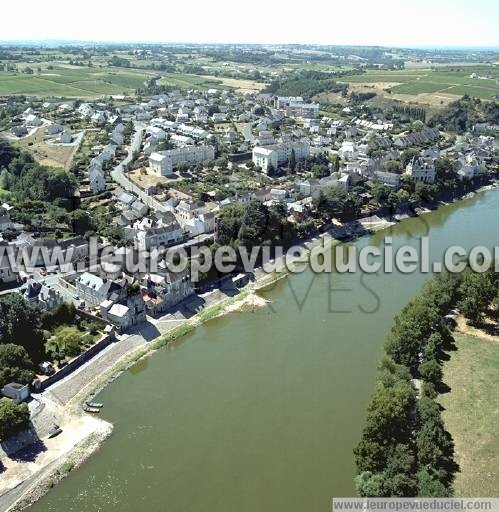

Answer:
[78,103,94,117]
[100,292,146,332]
[338,141,358,159]
[11,126,28,137]
[131,200,148,217]
[59,131,72,144]
[270,189,287,202]
[91,111,107,125]
[89,167,106,193]
[255,130,275,146]
[211,112,227,122]
[374,171,401,189]
[76,272,127,307]
[405,156,436,184]
[117,191,136,208]
[46,124,64,135]
[37,284,64,310]
[1,383,30,403]
[135,219,186,252]
[25,114,42,127]
[0,248,18,284]
[285,100,320,119]
[141,270,194,316]
[184,212,215,235]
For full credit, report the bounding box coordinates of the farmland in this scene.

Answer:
[337,65,499,102]
[0,65,266,98]
[0,64,158,98]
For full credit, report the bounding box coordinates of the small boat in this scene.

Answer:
[83,405,100,413]
[48,425,62,438]
[85,400,103,408]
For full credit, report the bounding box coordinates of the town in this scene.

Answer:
[0,42,498,510]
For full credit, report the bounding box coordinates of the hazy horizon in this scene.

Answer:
[2,0,498,48]
[0,39,498,52]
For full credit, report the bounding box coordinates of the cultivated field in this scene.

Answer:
[0,64,158,98]
[439,333,499,496]
[157,73,265,92]
[337,66,499,102]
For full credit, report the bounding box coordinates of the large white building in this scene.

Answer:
[405,156,436,184]
[252,142,310,174]
[274,96,320,118]
[149,145,215,176]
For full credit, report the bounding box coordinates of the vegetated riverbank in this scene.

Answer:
[353,260,498,496]
[4,182,498,511]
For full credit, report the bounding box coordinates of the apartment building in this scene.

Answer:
[252,142,310,174]
[149,145,215,176]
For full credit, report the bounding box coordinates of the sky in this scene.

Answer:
[1,0,498,48]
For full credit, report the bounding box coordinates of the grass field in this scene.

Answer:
[338,66,499,101]
[439,333,499,496]
[2,125,78,169]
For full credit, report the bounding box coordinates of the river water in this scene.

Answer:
[31,189,499,512]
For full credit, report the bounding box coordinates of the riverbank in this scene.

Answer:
[2,180,497,512]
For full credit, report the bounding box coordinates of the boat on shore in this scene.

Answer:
[85,400,103,408]
[47,425,62,438]
[83,405,101,413]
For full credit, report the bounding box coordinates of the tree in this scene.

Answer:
[41,303,77,331]
[0,398,30,441]
[70,209,94,235]
[401,149,419,168]
[418,358,443,385]
[458,270,497,324]
[385,160,401,174]
[288,149,296,173]
[355,471,386,497]
[0,294,44,362]
[417,468,452,497]
[0,344,34,389]
[46,170,77,201]
[49,326,84,358]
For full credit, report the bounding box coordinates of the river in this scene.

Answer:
[30,189,499,512]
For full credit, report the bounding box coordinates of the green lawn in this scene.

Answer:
[439,333,499,496]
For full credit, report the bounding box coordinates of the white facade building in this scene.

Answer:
[149,145,215,176]
[252,142,310,174]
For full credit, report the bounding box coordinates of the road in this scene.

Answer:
[241,122,255,143]
[110,123,170,213]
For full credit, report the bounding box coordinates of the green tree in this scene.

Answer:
[49,326,84,358]
[70,209,94,235]
[0,398,30,441]
[418,358,443,385]
[0,294,44,362]
[0,344,35,389]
